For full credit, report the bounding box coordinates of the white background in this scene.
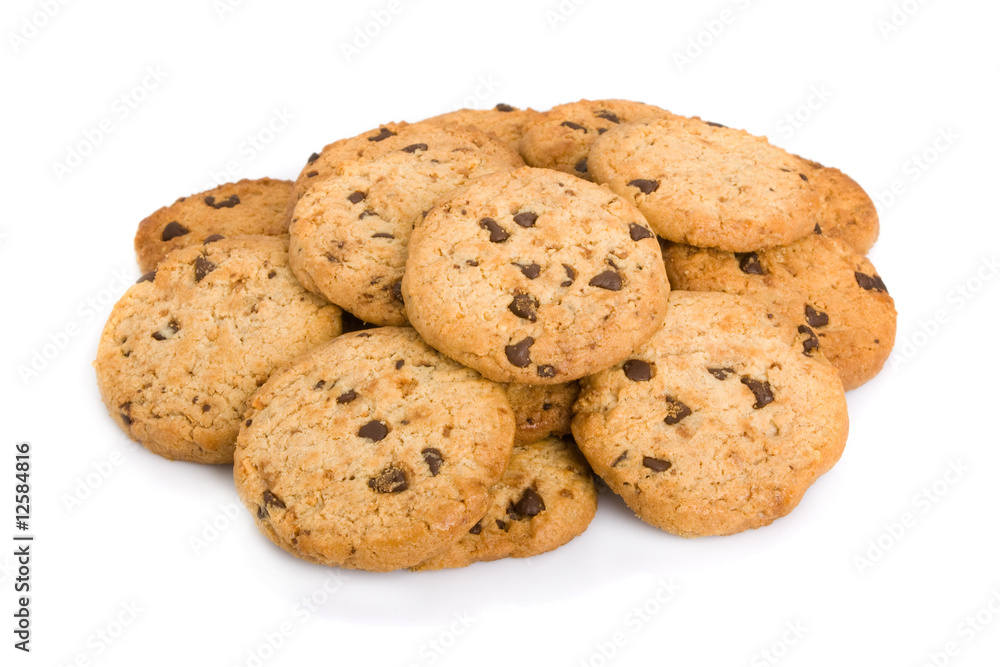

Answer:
[2,1,999,665]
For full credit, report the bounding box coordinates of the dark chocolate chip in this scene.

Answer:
[194,255,216,282]
[372,232,394,239]
[119,402,133,426]
[257,506,267,519]
[740,377,774,409]
[421,448,443,476]
[202,404,210,412]
[736,252,765,275]
[466,259,480,267]
[575,158,588,173]
[402,143,428,153]
[307,152,320,164]
[161,221,190,241]
[469,522,483,534]
[798,325,820,356]
[263,490,286,508]
[358,420,388,441]
[561,264,576,287]
[479,217,509,242]
[389,279,404,304]
[799,173,809,181]
[359,209,377,219]
[495,103,515,112]
[513,211,538,228]
[306,171,318,178]
[505,337,534,367]
[643,456,672,472]
[513,488,545,517]
[589,270,622,291]
[395,359,405,370]
[536,365,556,378]
[805,305,829,328]
[561,121,586,131]
[663,396,692,425]
[629,223,653,241]
[623,359,652,382]
[136,271,156,284]
[628,179,660,195]
[204,194,240,209]
[496,519,506,530]
[313,380,326,390]
[267,270,277,279]
[597,128,607,135]
[612,451,628,467]
[368,127,396,142]
[855,271,888,293]
[347,191,367,204]
[814,223,823,235]
[706,121,726,128]
[337,389,357,404]
[368,466,407,493]
[151,319,180,341]
[203,234,224,244]
[514,262,541,279]
[707,367,735,380]
[595,110,620,123]
[245,419,252,427]
[508,293,539,321]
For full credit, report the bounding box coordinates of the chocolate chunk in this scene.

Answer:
[307,152,320,164]
[561,264,576,287]
[505,337,534,367]
[151,319,180,341]
[313,380,326,390]
[394,359,404,370]
[805,305,829,328]
[740,377,774,409]
[337,389,357,404]
[368,466,407,493]
[495,103,515,112]
[595,110,620,123]
[589,270,622,291]
[623,359,652,382]
[372,232,394,239]
[262,490,286,508]
[513,211,538,228]
[855,271,888,293]
[257,506,266,519]
[161,221,190,241]
[496,519,506,530]
[479,217,509,242]
[359,209,377,219]
[643,456,672,472]
[629,223,653,241]
[358,420,388,441]
[561,121,586,131]
[402,143,428,153]
[736,252,765,275]
[245,419,252,427]
[612,451,628,467]
[469,522,483,534]
[421,448,443,476]
[628,179,659,195]
[799,173,809,181]
[663,396,692,425]
[512,488,545,517]
[707,367,735,380]
[136,271,156,284]
[536,365,556,378]
[798,325,820,355]
[389,279,404,304]
[575,158,588,173]
[466,259,480,267]
[508,293,539,321]
[347,191,367,204]
[202,404,211,412]
[203,234,224,244]
[514,262,541,279]
[368,127,396,142]
[119,402,133,426]
[814,223,823,234]
[306,171,318,178]
[194,255,216,282]
[267,270,277,279]
[204,194,240,209]
[706,121,726,128]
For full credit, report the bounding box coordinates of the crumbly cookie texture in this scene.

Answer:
[95,236,342,464]
[403,166,670,384]
[661,234,896,390]
[134,178,292,273]
[425,103,541,151]
[412,436,597,571]
[518,99,672,181]
[572,291,849,537]
[801,159,880,254]
[589,116,820,252]
[287,122,523,223]
[234,327,515,572]
[289,145,519,325]
[504,381,580,445]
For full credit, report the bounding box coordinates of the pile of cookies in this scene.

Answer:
[95,99,896,571]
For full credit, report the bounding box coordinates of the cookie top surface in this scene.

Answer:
[233,327,515,572]
[413,436,597,571]
[134,178,292,273]
[572,291,849,537]
[403,166,670,384]
[425,103,541,151]
[662,234,896,390]
[519,99,671,181]
[288,144,519,325]
[589,116,820,252]
[804,160,880,254]
[504,381,580,446]
[287,122,523,222]
[95,236,342,464]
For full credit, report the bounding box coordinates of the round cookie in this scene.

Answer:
[287,122,523,222]
[289,144,519,325]
[572,291,849,537]
[425,103,541,151]
[233,327,516,572]
[412,436,597,571]
[504,381,580,445]
[403,166,670,384]
[589,116,820,252]
[95,236,342,464]
[802,159,880,254]
[519,99,671,181]
[662,234,896,390]
[134,178,292,273]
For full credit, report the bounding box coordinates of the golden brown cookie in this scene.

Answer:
[424,103,541,151]
[504,382,580,445]
[802,159,880,254]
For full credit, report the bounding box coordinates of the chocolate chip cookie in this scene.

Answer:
[95,236,342,464]
[662,234,896,390]
[425,103,541,151]
[413,436,597,570]
[403,166,670,383]
[802,159,880,254]
[572,291,849,537]
[134,178,292,273]
[234,327,515,572]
